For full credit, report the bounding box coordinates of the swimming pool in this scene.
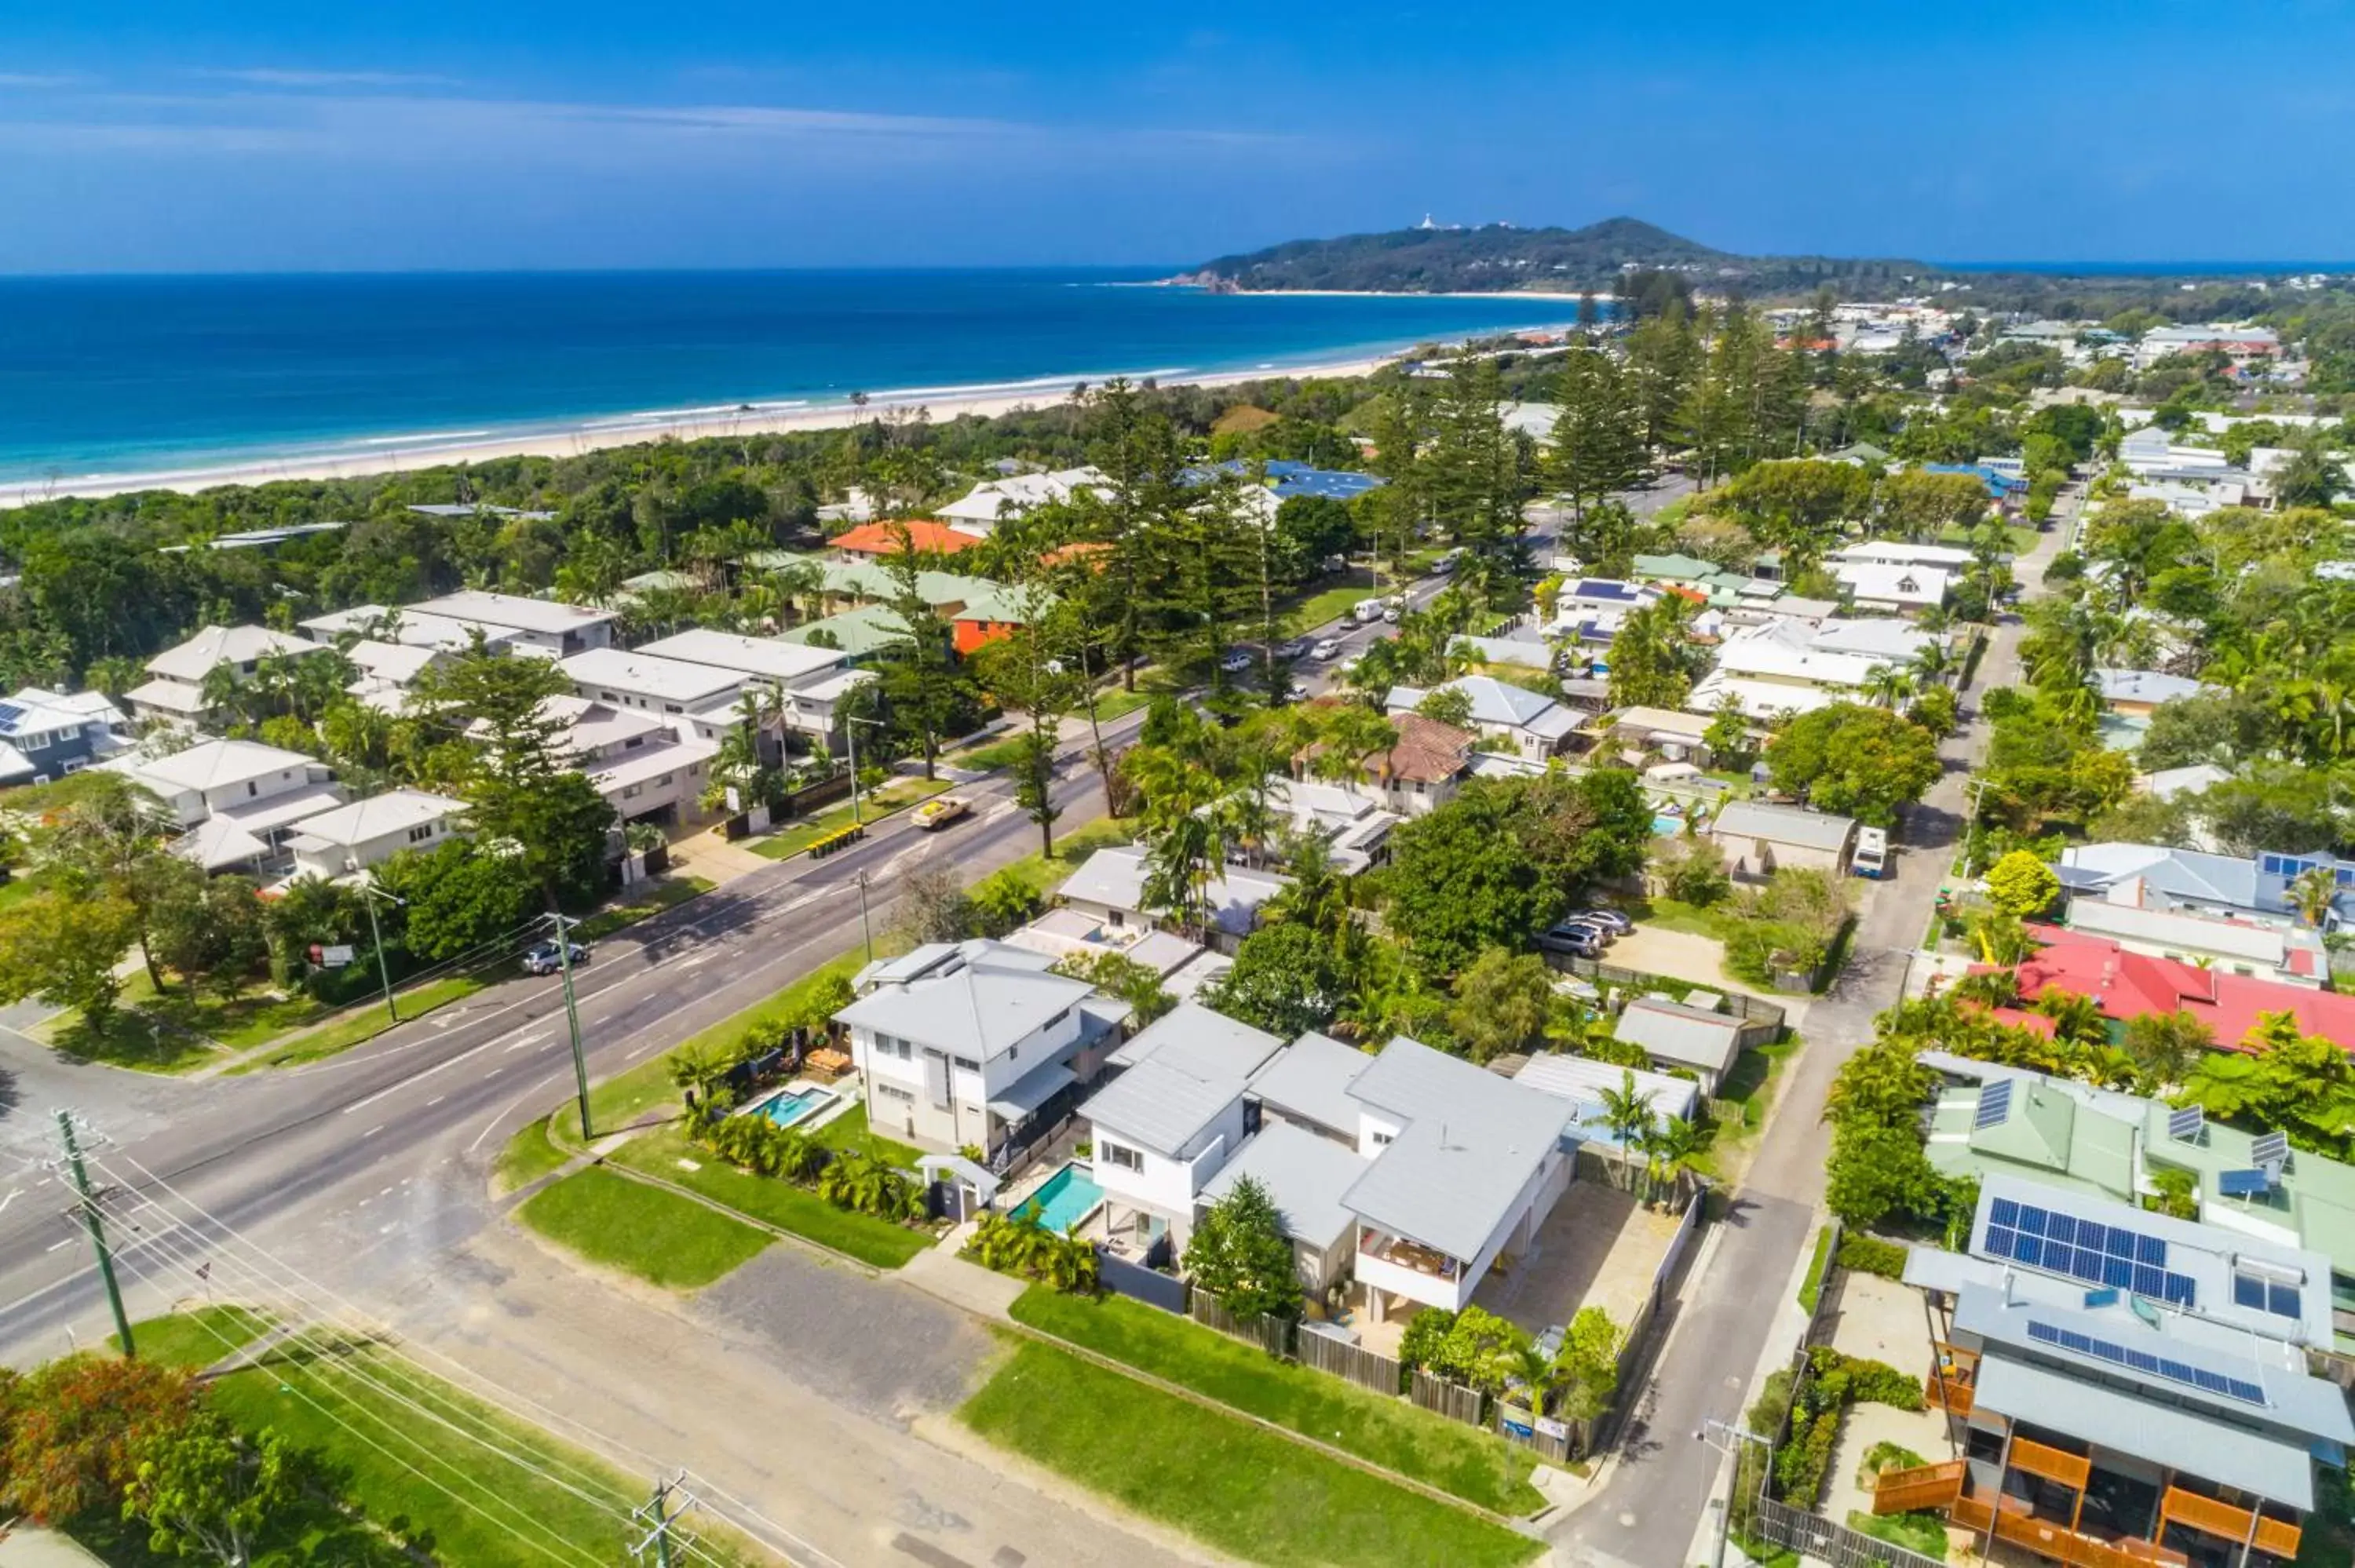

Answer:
[1651,814,1685,836]
[751,1085,838,1130]
[1018,1161,1105,1234]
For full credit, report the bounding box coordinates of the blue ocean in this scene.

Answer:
[0,269,1579,486]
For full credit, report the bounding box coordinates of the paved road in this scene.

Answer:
[1552,498,2073,1568]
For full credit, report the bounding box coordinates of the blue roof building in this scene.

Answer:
[1185,460,1386,503]
[1925,462,2029,498]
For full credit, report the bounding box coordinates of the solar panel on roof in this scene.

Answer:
[2025,1320,2267,1406]
[1974,1079,2015,1130]
[2251,1130,2291,1165]
[1981,1199,2197,1307]
[2167,1104,2205,1141]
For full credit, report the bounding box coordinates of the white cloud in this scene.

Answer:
[199,68,464,89]
[0,72,85,89]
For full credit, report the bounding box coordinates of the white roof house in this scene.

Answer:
[1513,1052,1700,1133]
[838,939,1127,1154]
[2093,668,2216,709]
[1056,845,1291,953]
[118,738,338,830]
[1833,560,1951,611]
[632,629,870,740]
[938,466,1107,537]
[1827,541,1977,571]
[404,591,617,655]
[1385,676,1578,760]
[1610,998,1752,1090]
[287,788,468,881]
[1707,798,1860,884]
[127,625,327,722]
[558,647,756,747]
[299,605,520,655]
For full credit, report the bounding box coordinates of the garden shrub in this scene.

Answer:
[1836,1234,1909,1281]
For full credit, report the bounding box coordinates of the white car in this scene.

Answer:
[1218,651,1253,674]
[1354,600,1386,624]
[1382,604,1402,624]
[1311,638,1342,661]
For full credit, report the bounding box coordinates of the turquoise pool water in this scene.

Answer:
[1019,1162,1105,1234]
[754,1087,837,1130]
[1651,814,1685,836]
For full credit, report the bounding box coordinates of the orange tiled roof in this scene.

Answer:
[827,520,982,556]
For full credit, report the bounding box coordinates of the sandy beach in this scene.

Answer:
[0,351,1423,509]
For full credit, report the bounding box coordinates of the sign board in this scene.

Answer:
[1535,1416,1570,1441]
[319,944,356,969]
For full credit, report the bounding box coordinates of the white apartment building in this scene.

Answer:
[125,625,329,725]
[631,629,870,746]
[404,590,617,656]
[835,940,1130,1154]
[540,696,717,826]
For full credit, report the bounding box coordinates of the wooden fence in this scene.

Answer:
[1747,1496,1948,1568]
[1410,1367,1486,1427]
[1297,1326,1403,1397]
[1188,1292,1293,1358]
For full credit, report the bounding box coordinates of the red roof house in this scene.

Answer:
[827,520,983,558]
[1975,927,2355,1054]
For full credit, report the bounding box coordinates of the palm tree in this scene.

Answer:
[2031,986,2109,1052]
[1587,1070,1655,1187]
[1644,1116,1705,1204]
[2122,1008,2213,1093]
[1909,640,1955,687]
[2288,865,2339,929]
[1861,665,1915,710]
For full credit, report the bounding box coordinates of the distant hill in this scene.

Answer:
[1182,217,1933,297]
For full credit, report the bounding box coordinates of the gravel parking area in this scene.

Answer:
[696,1243,995,1424]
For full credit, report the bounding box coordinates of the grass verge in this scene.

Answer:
[115,1308,699,1568]
[113,1304,274,1366]
[959,1339,1541,1568]
[1289,582,1380,631]
[607,1125,932,1269]
[232,974,487,1074]
[988,817,1138,905]
[39,1006,225,1074]
[1010,1288,1543,1515]
[1797,1223,1834,1314]
[517,1165,771,1289]
[750,777,948,859]
[571,873,716,940]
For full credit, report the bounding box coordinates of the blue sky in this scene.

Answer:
[3,1,2353,272]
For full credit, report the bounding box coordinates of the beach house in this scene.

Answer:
[834,939,1130,1157]
[404,591,616,656]
[1383,676,1578,761]
[630,629,868,749]
[125,624,330,726]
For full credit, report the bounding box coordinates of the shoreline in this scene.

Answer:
[0,319,1576,507]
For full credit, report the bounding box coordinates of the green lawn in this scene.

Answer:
[114,1304,274,1368]
[750,776,949,858]
[1289,582,1379,631]
[1635,895,1743,944]
[1010,1288,1543,1515]
[607,1125,933,1269]
[812,1100,922,1168]
[960,1340,1540,1568]
[494,1110,578,1193]
[231,974,487,1073]
[988,817,1138,904]
[1797,1224,1834,1313]
[126,1310,675,1568]
[571,873,716,940]
[38,1005,226,1074]
[1085,684,1154,721]
[517,1165,772,1289]
[952,734,1031,771]
[1849,1508,1953,1558]
[0,868,48,913]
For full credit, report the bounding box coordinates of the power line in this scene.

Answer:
[90,1151,820,1566]
[94,1215,615,1568]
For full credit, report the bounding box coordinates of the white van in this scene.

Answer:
[1852,826,1889,879]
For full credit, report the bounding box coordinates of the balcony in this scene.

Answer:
[1871,1460,1964,1515]
[2157,1486,2301,1559]
[1948,1493,2186,1568]
[1359,1231,1463,1282]
[1926,1342,1977,1417]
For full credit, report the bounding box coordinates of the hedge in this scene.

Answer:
[1836,1234,1908,1282]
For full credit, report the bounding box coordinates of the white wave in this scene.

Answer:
[359,428,494,445]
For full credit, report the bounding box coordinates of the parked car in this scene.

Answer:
[1554,917,1616,945]
[1565,908,1635,935]
[1218,650,1254,673]
[1537,923,1605,959]
[523,939,589,976]
[913,796,972,831]
[1311,637,1342,661]
[1274,637,1310,660]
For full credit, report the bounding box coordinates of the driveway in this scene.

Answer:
[1475,1183,1683,1336]
[1550,501,2072,1568]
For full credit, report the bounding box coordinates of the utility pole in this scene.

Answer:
[353,873,404,1024]
[854,870,874,965]
[57,1110,134,1358]
[844,714,885,827]
[549,912,592,1142]
[630,1473,695,1568]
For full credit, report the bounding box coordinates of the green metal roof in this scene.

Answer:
[778,605,913,659]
